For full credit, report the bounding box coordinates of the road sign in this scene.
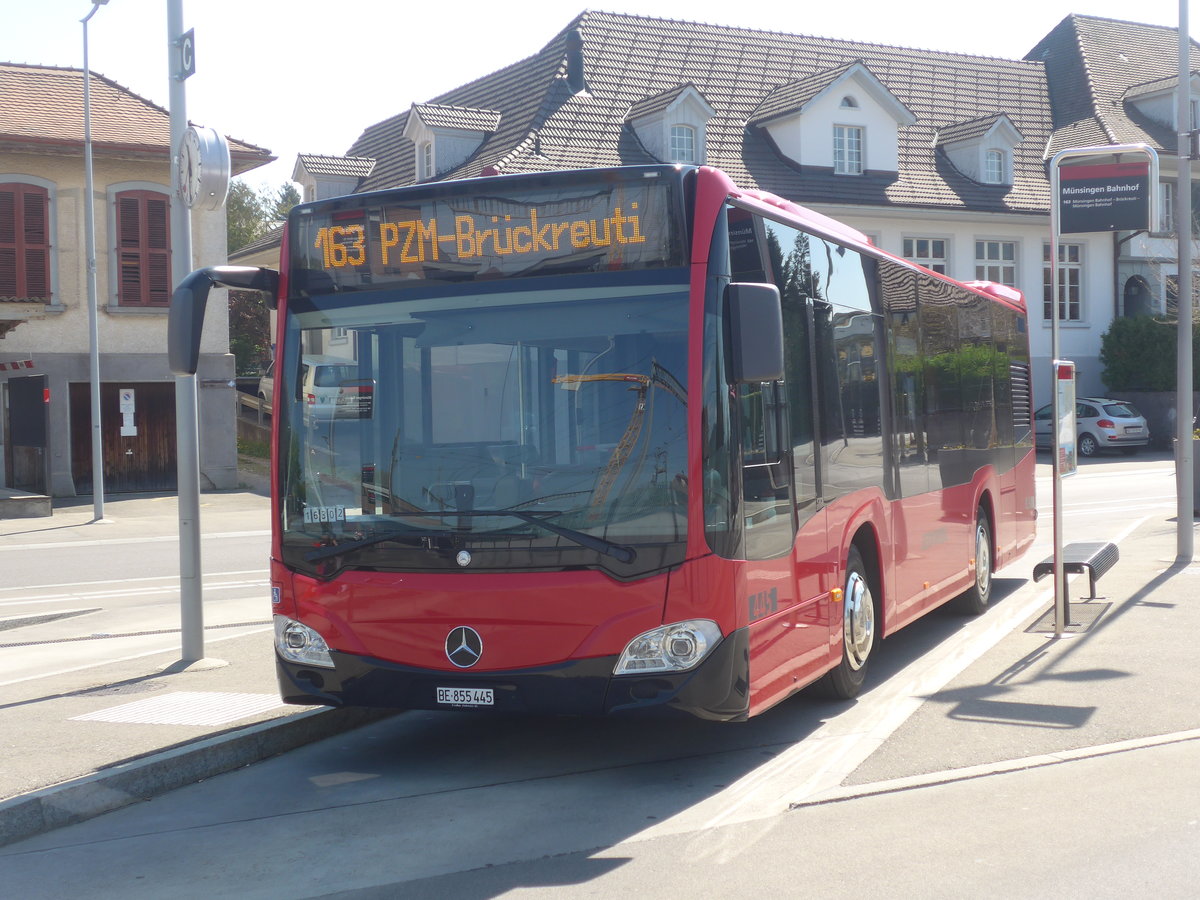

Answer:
[1058,161,1152,234]
[178,28,195,81]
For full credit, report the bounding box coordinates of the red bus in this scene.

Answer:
[170,165,1036,721]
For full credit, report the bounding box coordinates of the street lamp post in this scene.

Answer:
[82,0,109,522]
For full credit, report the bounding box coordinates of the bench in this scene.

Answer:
[1032,541,1119,600]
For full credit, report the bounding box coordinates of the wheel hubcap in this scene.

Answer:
[975,523,991,595]
[843,571,874,671]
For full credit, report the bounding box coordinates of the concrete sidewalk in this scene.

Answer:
[0,482,394,847]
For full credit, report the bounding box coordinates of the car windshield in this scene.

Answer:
[276,273,690,576]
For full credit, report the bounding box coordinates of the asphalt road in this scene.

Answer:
[0,520,270,686]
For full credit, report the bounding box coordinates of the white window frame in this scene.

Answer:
[1160,181,1175,233]
[833,125,864,175]
[984,149,1005,185]
[975,239,1018,287]
[1043,242,1084,322]
[420,141,434,180]
[902,236,949,274]
[670,125,696,164]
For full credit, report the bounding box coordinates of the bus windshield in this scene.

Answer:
[278,272,690,578]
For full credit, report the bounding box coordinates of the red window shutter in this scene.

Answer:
[115,190,172,306]
[0,184,52,300]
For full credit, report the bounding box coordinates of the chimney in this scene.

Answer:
[566,29,587,94]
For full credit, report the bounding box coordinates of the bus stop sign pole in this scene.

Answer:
[1048,143,1158,635]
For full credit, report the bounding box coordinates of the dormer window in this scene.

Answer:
[670,125,696,163]
[935,114,1021,186]
[834,125,864,175]
[291,154,376,202]
[1124,74,1200,132]
[749,61,915,175]
[984,149,1005,184]
[626,84,715,166]
[403,104,501,182]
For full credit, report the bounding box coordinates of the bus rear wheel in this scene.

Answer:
[953,507,993,616]
[815,545,876,700]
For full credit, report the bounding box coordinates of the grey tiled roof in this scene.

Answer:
[1026,14,1200,155]
[347,11,1053,213]
[935,114,1022,146]
[340,11,1191,216]
[1124,74,1183,99]
[229,224,285,261]
[295,154,375,178]
[626,83,704,120]
[749,61,863,125]
[411,104,502,132]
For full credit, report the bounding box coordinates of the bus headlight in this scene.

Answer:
[274,616,334,668]
[613,620,722,675]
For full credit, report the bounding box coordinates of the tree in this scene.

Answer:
[227,179,300,253]
[227,180,300,373]
[270,183,301,223]
[226,180,268,253]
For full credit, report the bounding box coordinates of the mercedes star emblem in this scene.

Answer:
[445,626,483,668]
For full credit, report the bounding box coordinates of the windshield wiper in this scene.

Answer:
[383,509,636,564]
[303,529,433,563]
[472,509,637,564]
[302,510,637,565]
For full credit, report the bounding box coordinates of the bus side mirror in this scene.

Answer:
[168,266,280,375]
[726,282,784,384]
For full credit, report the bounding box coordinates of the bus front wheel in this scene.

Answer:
[815,545,876,700]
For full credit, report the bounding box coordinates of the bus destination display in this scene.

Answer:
[293,177,684,290]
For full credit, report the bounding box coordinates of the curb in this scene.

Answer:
[0,706,395,849]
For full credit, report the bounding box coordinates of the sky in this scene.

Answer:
[1,1,1192,192]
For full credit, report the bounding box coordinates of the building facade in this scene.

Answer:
[280,11,1199,411]
[0,63,271,499]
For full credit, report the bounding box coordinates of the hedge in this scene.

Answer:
[1099,316,1200,392]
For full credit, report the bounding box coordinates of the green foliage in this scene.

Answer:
[237,435,270,458]
[226,179,300,253]
[229,289,271,375]
[1099,316,1200,391]
[926,344,1009,380]
[226,180,269,253]
[226,179,298,373]
[271,183,301,222]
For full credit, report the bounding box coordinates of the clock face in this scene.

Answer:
[176,126,230,210]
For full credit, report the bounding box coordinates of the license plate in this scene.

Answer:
[436,687,494,707]
[1124,426,1143,434]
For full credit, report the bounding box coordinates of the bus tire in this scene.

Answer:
[814,545,876,700]
[954,507,993,616]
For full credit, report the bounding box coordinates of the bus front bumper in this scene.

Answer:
[276,627,749,722]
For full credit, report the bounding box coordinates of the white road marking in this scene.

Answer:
[0,530,269,553]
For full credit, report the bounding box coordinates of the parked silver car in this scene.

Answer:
[1034,397,1149,456]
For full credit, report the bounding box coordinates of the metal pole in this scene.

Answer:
[1177,0,1195,561]
[81,1,108,522]
[1049,164,1066,636]
[168,0,205,662]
